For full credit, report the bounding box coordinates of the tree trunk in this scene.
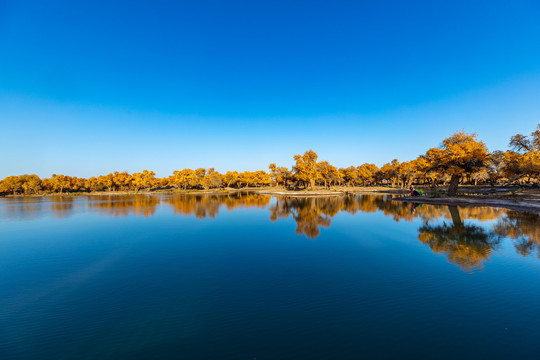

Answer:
[407,178,413,189]
[310,179,315,190]
[448,206,463,227]
[447,174,460,196]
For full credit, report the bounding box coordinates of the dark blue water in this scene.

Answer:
[1,194,539,359]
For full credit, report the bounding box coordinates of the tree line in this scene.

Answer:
[1,124,539,196]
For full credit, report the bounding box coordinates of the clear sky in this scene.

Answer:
[1,0,540,178]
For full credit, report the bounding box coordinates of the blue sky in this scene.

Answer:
[1,0,540,178]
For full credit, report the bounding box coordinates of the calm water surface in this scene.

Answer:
[1,193,539,359]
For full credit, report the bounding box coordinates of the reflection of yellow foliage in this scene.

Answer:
[493,211,540,257]
[166,193,271,219]
[88,195,161,217]
[269,197,332,239]
[3,189,539,268]
[50,198,75,219]
[418,221,499,272]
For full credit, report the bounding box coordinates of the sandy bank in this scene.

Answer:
[392,196,540,215]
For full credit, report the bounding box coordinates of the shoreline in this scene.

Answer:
[2,186,540,215]
[0,186,401,198]
[392,196,540,215]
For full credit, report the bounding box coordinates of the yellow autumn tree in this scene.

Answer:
[293,150,319,190]
[379,159,400,187]
[50,174,71,194]
[132,170,156,192]
[172,169,197,190]
[316,161,339,188]
[425,131,488,196]
[203,168,222,189]
[223,171,240,188]
[339,166,358,187]
[0,176,24,195]
[356,163,379,186]
[194,168,206,189]
[20,174,42,194]
[505,123,540,183]
[268,164,291,188]
[113,171,133,191]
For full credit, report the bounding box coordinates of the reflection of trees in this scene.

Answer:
[418,206,501,272]
[268,195,391,238]
[493,211,540,258]
[50,197,75,219]
[166,193,271,219]
[223,193,271,210]
[3,192,539,268]
[269,197,332,238]
[166,195,221,218]
[87,195,160,217]
[0,197,44,221]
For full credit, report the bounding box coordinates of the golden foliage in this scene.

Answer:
[2,124,540,195]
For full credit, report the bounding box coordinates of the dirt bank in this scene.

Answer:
[393,196,540,215]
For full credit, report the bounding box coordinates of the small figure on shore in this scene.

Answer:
[410,185,421,196]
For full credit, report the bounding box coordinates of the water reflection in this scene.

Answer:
[51,197,76,219]
[493,211,540,258]
[0,193,538,271]
[269,197,333,238]
[89,196,161,217]
[418,206,501,272]
[166,193,270,218]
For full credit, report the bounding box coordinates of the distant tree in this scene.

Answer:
[505,124,540,183]
[268,164,291,188]
[356,163,379,186]
[223,171,240,188]
[50,174,70,194]
[132,170,156,192]
[114,171,132,191]
[172,169,197,190]
[483,151,506,185]
[379,159,400,187]
[509,134,532,153]
[339,166,358,187]
[0,176,24,195]
[203,168,222,189]
[97,174,114,192]
[316,161,339,188]
[293,150,319,190]
[21,174,42,194]
[194,168,206,189]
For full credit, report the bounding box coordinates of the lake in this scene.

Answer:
[1,193,539,359]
